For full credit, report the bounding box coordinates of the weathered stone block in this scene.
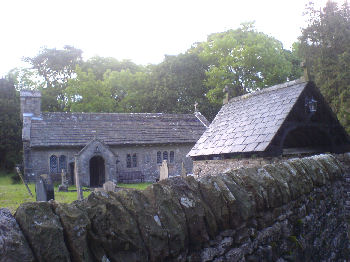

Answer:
[0,208,35,262]
[81,191,148,262]
[52,202,94,262]
[14,202,70,262]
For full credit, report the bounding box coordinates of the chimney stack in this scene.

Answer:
[20,90,42,119]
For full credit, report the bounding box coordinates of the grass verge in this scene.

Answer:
[0,173,152,214]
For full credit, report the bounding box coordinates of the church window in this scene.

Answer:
[50,155,58,174]
[170,151,174,163]
[157,151,161,164]
[144,154,150,163]
[59,155,67,172]
[126,154,131,168]
[163,151,168,161]
[132,154,137,167]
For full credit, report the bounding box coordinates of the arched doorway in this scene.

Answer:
[89,156,105,187]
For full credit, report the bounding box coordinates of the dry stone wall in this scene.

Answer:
[1,154,350,262]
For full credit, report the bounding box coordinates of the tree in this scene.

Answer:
[0,78,22,171]
[111,53,220,120]
[194,22,300,105]
[7,67,46,91]
[24,46,83,111]
[65,67,116,112]
[299,1,350,133]
[80,56,143,80]
[149,53,219,119]
[107,68,153,113]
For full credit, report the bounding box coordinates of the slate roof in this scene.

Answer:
[188,79,308,157]
[29,112,208,147]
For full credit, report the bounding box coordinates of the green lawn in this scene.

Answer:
[0,173,151,214]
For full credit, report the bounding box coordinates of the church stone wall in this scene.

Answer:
[110,144,194,182]
[25,143,194,184]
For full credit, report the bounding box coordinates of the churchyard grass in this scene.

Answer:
[0,173,152,213]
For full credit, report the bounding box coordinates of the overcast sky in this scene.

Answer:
[0,0,345,77]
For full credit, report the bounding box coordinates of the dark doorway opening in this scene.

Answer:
[90,156,105,187]
[282,126,332,155]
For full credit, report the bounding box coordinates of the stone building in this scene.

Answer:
[188,79,350,175]
[20,90,209,186]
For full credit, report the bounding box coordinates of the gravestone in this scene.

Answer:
[103,181,116,192]
[181,162,187,178]
[36,174,54,201]
[58,169,69,192]
[159,160,169,181]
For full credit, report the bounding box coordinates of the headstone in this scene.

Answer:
[35,174,54,201]
[103,181,116,192]
[159,160,169,181]
[58,169,69,192]
[181,162,187,178]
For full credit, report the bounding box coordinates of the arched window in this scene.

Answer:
[157,151,162,164]
[50,155,58,174]
[169,151,174,163]
[163,151,168,161]
[59,155,67,173]
[126,154,131,168]
[132,154,137,167]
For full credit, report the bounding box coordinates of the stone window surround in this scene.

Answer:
[126,153,137,168]
[157,150,175,165]
[49,154,67,174]
[157,151,162,164]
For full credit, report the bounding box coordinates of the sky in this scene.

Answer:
[0,0,346,77]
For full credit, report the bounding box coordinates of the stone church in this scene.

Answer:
[20,90,209,186]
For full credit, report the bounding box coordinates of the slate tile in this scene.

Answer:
[243,129,254,137]
[255,142,270,151]
[244,135,259,144]
[255,134,267,143]
[254,122,266,130]
[243,142,259,152]
[221,145,233,154]
[233,136,246,145]
[264,133,275,141]
[228,144,247,152]
[234,132,244,138]
[216,139,226,147]
[223,139,233,147]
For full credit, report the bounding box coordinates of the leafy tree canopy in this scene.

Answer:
[192,22,301,105]
[80,56,143,80]
[23,45,83,112]
[65,67,116,112]
[299,0,350,133]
